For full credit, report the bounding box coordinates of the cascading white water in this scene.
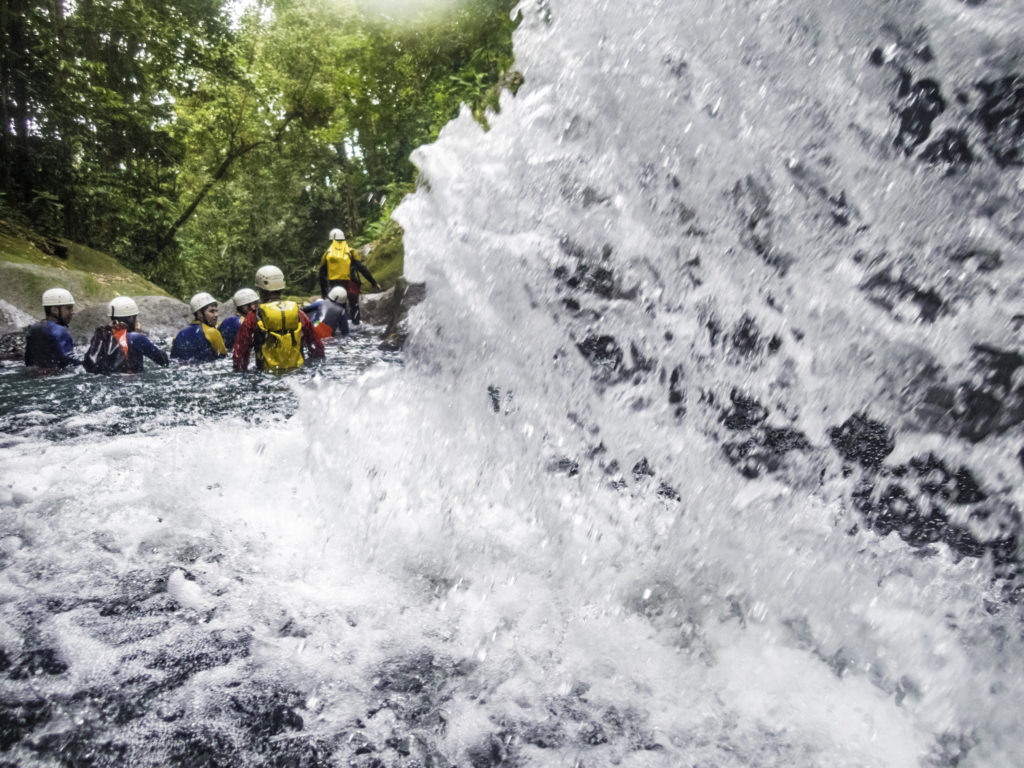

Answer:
[2,0,1024,765]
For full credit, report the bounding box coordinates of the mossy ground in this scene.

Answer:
[357,218,405,289]
[0,222,170,314]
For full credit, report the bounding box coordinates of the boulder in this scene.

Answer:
[360,279,426,349]
[0,299,36,335]
[69,295,190,344]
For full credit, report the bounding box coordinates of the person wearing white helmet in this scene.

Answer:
[233,265,324,372]
[218,287,259,351]
[24,287,79,369]
[83,296,169,373]
[301,284,350,340]
[317,227,381,325]
[171,292,228,363]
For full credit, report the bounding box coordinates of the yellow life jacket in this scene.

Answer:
[320,241,352,281]
[199,322,228,356]
[256,301,303,371]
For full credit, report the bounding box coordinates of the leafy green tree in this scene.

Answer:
[2,0,520,298]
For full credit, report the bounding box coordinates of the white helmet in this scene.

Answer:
[255,265,286,291]
[109,296,139,319]
[189,292,218,314]
[330,228,345,241]
[42,288,75,307]
[327,286,347,304]
[233,287,259,307]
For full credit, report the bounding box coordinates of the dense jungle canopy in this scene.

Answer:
[0,0,520,297]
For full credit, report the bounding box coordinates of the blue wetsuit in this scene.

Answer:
[218,315,244,351]
[125,332,170,372]
[24,320,78,368]
[171,322,227,363]
[301,299,349,337]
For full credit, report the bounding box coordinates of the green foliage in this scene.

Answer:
[2,0,520,299]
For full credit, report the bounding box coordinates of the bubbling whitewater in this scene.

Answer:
[5,0,1024,765]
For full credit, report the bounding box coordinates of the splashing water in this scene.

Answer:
[4,0,1024,765]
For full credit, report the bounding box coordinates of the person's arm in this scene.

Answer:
[137,334,170,367]
[353,259,380,290]
[55,325,80,366]
[299,312,325,362]
[233,313,256,372]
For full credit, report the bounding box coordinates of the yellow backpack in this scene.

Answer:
[322,241,352,281]
[256,301,304,371]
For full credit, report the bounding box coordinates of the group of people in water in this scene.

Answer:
[23,229,381,374]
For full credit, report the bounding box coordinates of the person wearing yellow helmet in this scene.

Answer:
[24,288,79,369]
[171,292,229,363]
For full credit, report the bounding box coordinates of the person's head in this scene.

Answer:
[109,296,139,331]
[329,228,344,241]
[189,292,219,326]
[232,287,259,316]
[327,285,347,305]
[255,265,285,302]
[42,288,75,325]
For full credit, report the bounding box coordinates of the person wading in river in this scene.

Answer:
[24,288,80,370]
[218,287,259,351]
[171,292,228,363]
[83,296,170,374]
[302,285,350,339]
[318,228,381,326]
[233,265,324,373]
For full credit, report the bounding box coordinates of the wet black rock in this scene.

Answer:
[717,391,812,479]
[920,129,975,169]
[143,628,253,692]
[372,278,426,351]
[555,238,616,299]
[732,176,791,272]
[894,75,946,155]
[823,411,1022,584]
[975,76,1024,167]
[466,733,509,767]
[948,247,1002,272]
[165,725,237,767]
[577,334,624,378]
[850,453,1018,566]
[371,650,472,730]
[860,269,945,322]
[723,427,812,480]
[954,345,1024,442]
[722,390,768,431]
[828,414,895,469]
[667,365,686,418]
[704,313,782,357]
[0,699,52,751]
[0,331,24,361]
[231,690,305,741]
[7,647,68,680]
